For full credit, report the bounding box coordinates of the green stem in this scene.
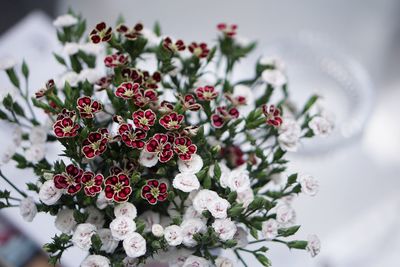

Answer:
[234,249,248,267]
[0,169,27,197]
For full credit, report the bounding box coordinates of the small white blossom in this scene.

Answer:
[236,188,254,208]
[139,210,160,232]
[233,227,248,248]
[215,257,234,267]
[276,204,296,226]
[164,225,183,246]
[12,126,23,146]
[39,180,62,205]
[19,197,37,222]
[25,143,46,163]
[0,57,17,70]
[208,197,230,219]
[123,232,147,258]
[278,118,301,152]
[139,150,158,167]
[192,189,219,213]
[79,68,103,84]
[227,168,250,193]
[181,218,207,247]
[309,116,334,137]
[183,255,210,267]
[80,43,104,55]
[57,71,79,87]
[307,234,321,257]
[212,218,237,241]
[29,126,47,144]
[261,69,287,87]
[55,208,76,233]
[110,216,136,241]
[71,223,96,250]
[173,173,200,192]
[98,228,119,253]
[81,255,110,267]
[63,42,80,55]
[0,145,15,166]
[114,202,137,219]
[183,206,205,222]
[96,191,112,209]
[86,206,105,229]
[53,14,78,28]
[261,219,278,240]
[122,257,139,267]
[152,224,164,237]
[178,154,203,174]
[299,174,319,197]
[259,56,286,71]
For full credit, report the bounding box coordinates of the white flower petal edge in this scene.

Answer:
[173,173,200,192]
[110,216,136,241]
[114,202,137,219]
[71,223,96,251]
[299,174,319,197]
[55,208,77,234]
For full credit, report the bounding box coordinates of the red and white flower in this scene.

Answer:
[211,106,239,128]
[53,110,80,138]
[159,112,184,130]
[115,82,140,99]
[104,173,132,202]
[145,134,174,163]
[179,94,201,111]
[81,171,104,197]
[77,96,103,119]
[82,129,109,159]
[104,53,129,68]
[121,68,143,84]
[163,37,185,52]
[35,79,54,99]
[89,22,112,44]
[217,23,238,37]
[132,88,158,107]
[159,101,175,113]
[262,104,282,127]
[188,42,210,58]
[53,164,83,195]
[195,86,218,101]
[141,179,168,205]
[142,71,162,89]
[118,123,147,149]
[116,23,143,40]
[174,136,197,161]
[181,125,200,137]
[132,109,156,131]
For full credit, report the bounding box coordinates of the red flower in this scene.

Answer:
[82,129,109,159]
[179,94,202,111]
[141,179,168,205]
[159,101,175,113]
[262,104,282,127]
[222,145,246,167]
[225,93,247,106]
[118,123,147,149]
[35,79,54,99]
[104,173,132,202]
[53,164,83,195]
[163,37,185,52]
[77,96,103,119]
[145,134,174,163]
[95,75,113,90]
[53,110,80,138]
[104,53,129,68]
[143,71,162,89]
[181,125,200,137]
[188,42,210,58]
[81,171,104,197]
[115,82,140,99]
[132,109,156,131]
[174,136,197,161]
[132,88,158,107]
[89,22,112,43]
[195,86,218,101]
[121,68,144,84]
[211,106,239,128]
[56,109,77,120]
[116,23,143,40]
[217,23,238,37]
[211,114,225,128]
[159,112,184,130]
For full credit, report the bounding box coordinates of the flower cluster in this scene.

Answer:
[0,11,333,267]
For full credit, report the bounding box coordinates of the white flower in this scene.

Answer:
[114,202,137,219]
[208,163,231,188]
[141,28,162,46]
[55,208,77,233]
[276,204,296,226]
[79,68,103,84]
[29,126,47,144]
[299,174,319,196]
[57,71,79,87]
[259,56,286,71]
[208,197,230,219]
[123,232,147,258]
[0,145,15,166]
[309,116,334,137]
[164,225,183,246]
[98,228,119,253]
[183,255,210,267]
[233,227,248,248]
[183,206,205,222]
[25,143,46,163]
[86,206,105,229]
[53,14,78,28]
[192,189,219,213]
[80,43,104,55]
[261,69,287,87]
[212,218,237,241]
[178,154,203,174]
[19,197,37,222]
[96,191,112,209]
[168,58,183,76]
[122,257,139,267]
[168,248,193,267]
[139,150,158,167]
[139,210,160,232]
[12,126,23,146]
[215,257,234,267]
[236,188,254,208]
[306,234,321,257]
[72,223,96,250]
[261,219,278,240]
[0,56,17,70]
[227,168,250,193]
[233,84,255,106]
[110,216,136,240]
[39,180,62,205]
[278,118,301,152]
[63,42,80,55]
[173,173,200,192]
[181,218,206,247]
[81,255,110,267]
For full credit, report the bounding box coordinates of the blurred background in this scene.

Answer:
[1,0,400,266]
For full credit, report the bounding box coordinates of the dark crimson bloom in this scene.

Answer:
[188,42,210,58]
[163,37,186,52]
[262,104,282,127]
[211,106,239,128]
[81,171,104,197]
[132,88,158,107]
[76,96,103,119]
[35,79,54,99]
[116,23,143,40]
[89,22,112,43]
[217,23,238,37]
[95,75,113,90]
[118,123,147,149]
[145,134,174,163]
[143,71,162,89]
[225,93,247,106]
[159,112,184,130]
[174,136,197,161]
[115,82,140,99]
[222,145,246,167]
[181,125,200,137]
[121,68,144,84]
[195,86,218,101]
[53,164,83,195]
[53,110,80,138]
[141,179,168,205]
[132,109,156,131]
[82,129,109,159]
[56,109,77,120]
[104,173,132,202]
[211,114,225,128]
[179,94,202,111]
[159,101,175,113]
[104,53,129,68]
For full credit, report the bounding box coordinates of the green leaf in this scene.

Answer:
[300,94,319,115]
[250,227,259,239]
[213,162,221,180]
[287,240,308,250]
[5,68,20,88]
[273,148,285,161]
[21,60,29,78]
[228,203,244,217]
[287,173,298,185]
[278,225,301,237]
[91,234,102,253]
[153,21,162,36]
[53,53,67,66]
[73,210,88,223]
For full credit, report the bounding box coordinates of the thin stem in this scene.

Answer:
[249,239,267,244]
[234,249,248,267]
[0,169,27,197]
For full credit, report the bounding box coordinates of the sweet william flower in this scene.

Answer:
[299,174,319,196]
[192,189,219,212]
[212,218,237,241]
[25,143,46,163]
[183,255,210,267]
[174,136,197,161]
[123,232,147,258]
[110,216,136,240]
[208,197,230,219]
[77,96,103,119]
[72,223,97,251]
[141,179,168,205]
[90,22,112,43]
[151,224,164,237]
[307,234,321,257]
[173,173,200,193]
[145,133,174,163]
[236,188,254,208]
[179,94,202,111]
[53,14,78,28]
[98,228,119,253]
[81,171,103,197]
[53,115,80,138]
[118,123,147,149]
[133,88,158,107]
[104,53,129,68]
[262,104,283,127]
[104,173,133,202]
[233,227,249,248]
[164,225,183,246]
[82,129,109,159]
[261,219,278,240]
[114,202,137,219]
[195,85,218,101]
[159,112,184,130]
[81,255,110,267]
[115,82,140,99]
[55,208,76,233]
[217,23,238,37]
[53,164,83,195]
[276,203,296,226]
[116,23,143,40]
[132,109,156,131]
[177,154,203,174]
[188,42,210,58]
[309,115,334,137]
[181,125,200,137]
[227,168,251,193]
[181,218,207,247]
[163,37,186,52]
[19,197,37,222]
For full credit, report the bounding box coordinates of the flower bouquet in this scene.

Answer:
[0,11,333,267]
